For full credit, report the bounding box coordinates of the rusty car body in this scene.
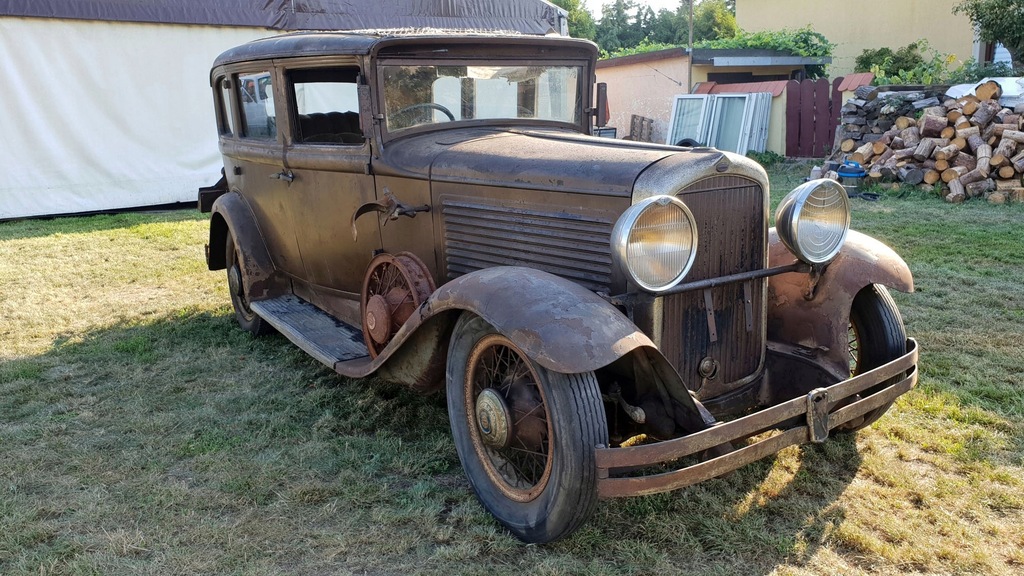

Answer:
[201,31,918,544]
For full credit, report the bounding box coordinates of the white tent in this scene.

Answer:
[0,1,567,220]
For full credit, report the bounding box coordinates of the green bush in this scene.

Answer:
[855,43,925,75]
[865,39,1017,85]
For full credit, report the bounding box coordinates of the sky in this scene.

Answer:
[581,0,684,18]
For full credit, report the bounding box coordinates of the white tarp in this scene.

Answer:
[0,17,274,219]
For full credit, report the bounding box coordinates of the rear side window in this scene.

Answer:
[217,77,235,136]
[290,68,363,145]
[238,71,276,140]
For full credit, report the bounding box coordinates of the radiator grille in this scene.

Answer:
[662,176,767,392]
[441,198,614,293]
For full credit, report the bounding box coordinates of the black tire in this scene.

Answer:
[837,284,906,432]
[446,313,607,543]
[225,233,272,336]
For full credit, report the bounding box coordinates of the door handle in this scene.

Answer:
[269,170,294,183]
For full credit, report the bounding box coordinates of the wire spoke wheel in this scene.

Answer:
[466,334,552,502]
[360,252,435,358]
[446,313,607,543]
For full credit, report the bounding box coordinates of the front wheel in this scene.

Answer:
[446,313,608,543]
[837,284,906,432]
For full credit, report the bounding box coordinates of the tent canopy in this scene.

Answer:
[1,0,567,35]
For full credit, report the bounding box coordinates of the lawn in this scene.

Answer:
[1,164,1022,575]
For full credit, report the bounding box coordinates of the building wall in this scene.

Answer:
[0,17,277,219]
[596,55,691,144]
[736,0,977,77]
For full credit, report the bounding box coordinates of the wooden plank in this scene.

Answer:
[786,80,802,157]
[830,76,845,152]
[814,78,831,157]
[799,79,816,157]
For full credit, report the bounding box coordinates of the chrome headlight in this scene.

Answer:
[612,195,698,292]
[775,178,850,265]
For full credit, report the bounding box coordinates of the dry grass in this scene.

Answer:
[1,175,1022,575]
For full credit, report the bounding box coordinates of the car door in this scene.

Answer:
[282,64,381,325]
[220,66,305,278]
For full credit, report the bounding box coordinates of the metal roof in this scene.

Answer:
[0,0,567,35]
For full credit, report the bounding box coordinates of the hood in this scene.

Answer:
[378,127,713,198]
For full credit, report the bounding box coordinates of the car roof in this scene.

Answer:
[212,30,598,68]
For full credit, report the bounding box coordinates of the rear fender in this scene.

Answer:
[767,228,913,378]
[207,191,283,302]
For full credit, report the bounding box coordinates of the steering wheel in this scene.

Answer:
[393,102,456,124]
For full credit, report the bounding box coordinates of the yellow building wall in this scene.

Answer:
[736,0,976,77]
[595,57,691,143]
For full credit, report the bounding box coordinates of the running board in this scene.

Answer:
[249,295,369,366]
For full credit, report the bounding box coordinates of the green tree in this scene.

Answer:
[549,0,596,40]
[692,0,737,42]
[954,0,1024,65]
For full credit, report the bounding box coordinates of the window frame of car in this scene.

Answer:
[374,56,591,144]
[282,59,368,150]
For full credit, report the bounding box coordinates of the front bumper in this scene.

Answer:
[595,338,919,498]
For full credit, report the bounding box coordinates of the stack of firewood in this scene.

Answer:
[837,80,1024,204]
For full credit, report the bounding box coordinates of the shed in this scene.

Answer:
[0,1,567,220]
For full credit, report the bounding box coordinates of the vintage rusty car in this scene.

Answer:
[200,31,918,544]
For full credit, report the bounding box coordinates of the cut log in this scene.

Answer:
[850,142,875,165]
[998,165,1017,179]
[891,136,906,149]
[914,141,936,162]
[977,143,992,177]
[913,96,941,110]
[1012,150,1024,173]
[993,136,1017,160]
[951,136,967,150]
[940,126,956,139]
[933,144,960,162]
[957,125,981,139]
[934,158,950,172]
[954,115,971,131]
[923,105,947,118]
[872,140,889,156]
[966,178,995,198]
[895,116,916,130]
[919,113,947,137]
[898,165,924,185]
[975,79,1002,101]
[987,191,1007,204]
[854,85,879,101]
[962,100,980,115]
[996,177,1021,191]
[947,109,963,123]
[922,158,938,170]
[900,126,921,148]
[840,138,856,152]
[952,152,977,171]
[960,168,986,186]
[970,99,1001,127]
[983,123,1016,141]
[941,166,968,183]
[923,169,941,185]
[967,133,986,153]
[991,154,1008,168]
[946,178,966,203]
[875,146,894,165]
[1001,130,1024,144]
[1011,189,1024,203]
[893,147,917,161]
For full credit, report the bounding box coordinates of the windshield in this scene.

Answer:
[381,64,582,132]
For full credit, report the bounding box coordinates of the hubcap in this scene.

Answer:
[475,388,512,449]
[228,264,243,297]
[365,294,391,345]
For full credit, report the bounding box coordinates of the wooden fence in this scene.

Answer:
[785,77,848,158]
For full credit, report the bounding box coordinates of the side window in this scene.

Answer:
[237,71,276,140]
[290,68,363,145]
[217,77,236,136]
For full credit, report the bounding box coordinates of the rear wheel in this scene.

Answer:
[446,313,607,543]
[837,284,906,432]
[226,233,272,336]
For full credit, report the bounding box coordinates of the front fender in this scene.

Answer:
[767,228,913,378]
[424,267,652,374]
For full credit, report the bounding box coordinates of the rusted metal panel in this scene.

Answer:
[595,339,918,498]
[767,228,914,379]
[440,197,614,293]
[209,192,286,302]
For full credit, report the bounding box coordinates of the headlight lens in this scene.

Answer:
[775,178,850,265]
[612,195,698,292]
